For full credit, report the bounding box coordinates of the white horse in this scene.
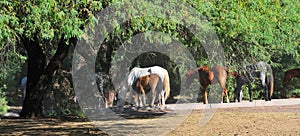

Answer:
[117,66,170,109]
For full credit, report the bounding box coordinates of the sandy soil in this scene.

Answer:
[1,104,299,136]
[168,105,300,136]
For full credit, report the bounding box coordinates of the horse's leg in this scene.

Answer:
[197,88,202,103]
[129,87,134,106]
[150,87,157,107]
[150,77,159,107]
[106,91,114,108]
[139,87,146,108]
[202,86,208,104]
[260,73,269,101]
[104,91,108,108]
[235,82,242,102]
[220,83,229,103]
[248,83,253,102]
[264,81,269,101]
[234,77,245,102]
[160,90,165,107]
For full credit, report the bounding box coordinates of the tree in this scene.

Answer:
[1,0,103,118]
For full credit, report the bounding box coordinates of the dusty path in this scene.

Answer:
[1,99,300,136]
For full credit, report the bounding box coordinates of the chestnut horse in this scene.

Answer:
[231,61,274,102]
[283,68,300,86]
[185,66,230,104]
[133,74,165,107]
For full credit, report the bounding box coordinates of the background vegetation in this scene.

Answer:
[0,0,299,117]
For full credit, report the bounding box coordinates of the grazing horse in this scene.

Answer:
[94,72,115,108]
[232,61,274,102]
[185,66,230,104]
[132,69,170,108]
[132,74,162,107]
[283,68,300,86]
[117,66,170,109]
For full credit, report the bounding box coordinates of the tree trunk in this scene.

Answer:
[19,36,76,118]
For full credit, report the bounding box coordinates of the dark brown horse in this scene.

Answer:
[283,68,300,86]
[185,66,230,104]
[231,61,274,102]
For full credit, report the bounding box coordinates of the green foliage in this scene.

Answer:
[187,0,299,67]
[0,43,25,105]
[98,0,299,99]
[0,91,8,115]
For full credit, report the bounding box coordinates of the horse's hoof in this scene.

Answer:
[249,100,253,102]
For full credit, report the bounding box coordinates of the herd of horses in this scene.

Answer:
[96,62,299,110]
[20,62,300,111]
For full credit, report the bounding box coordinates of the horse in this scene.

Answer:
[132,74,160,108]
[185,65,230,104]
[283,68,300,86]
[94,72,116,108]
[117,66,170,109]
[132,72,170,108]
[232,61,274,102]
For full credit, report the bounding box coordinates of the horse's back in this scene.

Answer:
[128,67,151,85]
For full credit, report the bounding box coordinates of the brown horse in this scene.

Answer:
[283,68,300,86]
[185,66,230,104]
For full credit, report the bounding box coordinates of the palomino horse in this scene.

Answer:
[117,66,170,109]
[185,66,230,104]
[231,61,274,102]
[283,68,300,86]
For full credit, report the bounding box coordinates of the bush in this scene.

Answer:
[0,90,8,115]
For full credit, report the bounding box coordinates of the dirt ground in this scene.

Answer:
[1,103,299,136]
[168,104,300,136]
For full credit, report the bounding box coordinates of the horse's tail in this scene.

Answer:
[266,64,274,96]
[163,70,171,101]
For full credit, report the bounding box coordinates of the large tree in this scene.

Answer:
[1,0,103,118]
